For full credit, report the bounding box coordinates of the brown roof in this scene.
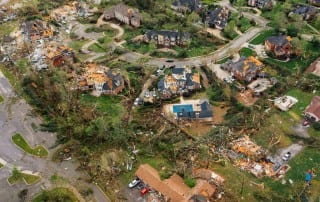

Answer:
[135,164,186,202]
[193,168,225,184]
[135,164,217,202]
[305,96,320,119]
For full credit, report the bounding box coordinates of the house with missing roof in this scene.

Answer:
[289,5,318,21]
[265,35,293,58]
[221,56,264,83]
[248,0,273,9]
[205,7,229,30]
[143,30,191,48]
[171,0,203,13]
[46,45,75,67]
[173,99,213,121]
[158,66,201,99]
[20,19,54,42]
[135,164,218,202]
[305,96,320,122]
[78,64,125,96]
[104,3,142,28]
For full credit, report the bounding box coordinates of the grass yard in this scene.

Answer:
[68,40,89,52]
[0,162,3,169]
[33,187,79,202]
[80,94,124,123]
[250,29,276,45]
[262,147,320,200]
[264,57,316,71]
[237,17,254,32]
[239,47,255,57]
[286,88,314,119]
[12,133,48,157]
[8,169,40,185]
[88,43,105,53]
[0,95,3,103]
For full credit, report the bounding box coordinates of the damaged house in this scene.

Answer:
[309,0,320,6]
[143,30,191,48]
[206,7,229,30]
[158,66,200,98]
[46,45,75,67]
[78,64,125,96]
[104,3,142,28]
[171,0,203,13]
[20,19,54,42]
[247,0,273,9]
[265,35,293,58]
[221,56,264,83]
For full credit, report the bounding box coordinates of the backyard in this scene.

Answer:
[32,187,79,202]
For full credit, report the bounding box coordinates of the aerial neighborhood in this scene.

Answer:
[0,0,319,201]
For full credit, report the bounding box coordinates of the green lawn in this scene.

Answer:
[33,188,79,202]
[0,95,3,103]
[286,88,314,118]
[8,168,40,185]
[80,94,124,123]
[68,40,89,52]
[0,162,3,169]
[239,47,255,57]
[263,147,320,200]
[88,43,106,53]
[12,133,48,157]
[250,29,276,45]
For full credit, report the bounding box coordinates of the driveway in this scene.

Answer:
[0,70,110,202]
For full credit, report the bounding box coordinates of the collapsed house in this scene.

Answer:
[206,7,229,30]
[20,19,54,42]
[46,44,75,67]
[274,96,298,111]
[229,136,291,179]
[78,64,125,96]
[104,3,142,28]
[143,30,191,48]
[221,56,264,83]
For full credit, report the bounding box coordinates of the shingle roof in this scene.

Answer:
[207,7,229,29]
[293,5,317,15]
[266,35,291,47]
[172,0,202,11]
[305,96,320,119]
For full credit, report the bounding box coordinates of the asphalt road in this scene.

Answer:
[0,70,110,202]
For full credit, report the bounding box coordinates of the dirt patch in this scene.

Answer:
[212,104,228,124]
[237,90,258,106]
[100,150,126,172]
[184,122,213,136]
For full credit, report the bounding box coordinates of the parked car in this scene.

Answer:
[282,152,291,161]
[145,90,150,98]
[140,186,150,196]
[128,178,141,188]
[166,59,174,63]
[137,183,145,190]
[134,98,143,106]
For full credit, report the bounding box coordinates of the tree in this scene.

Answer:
[187,12,200,25]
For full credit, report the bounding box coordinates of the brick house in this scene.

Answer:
[221,56,264,82]
[104,4,142,28]
[143,30,191,48]
[305,96,320,122]
[265,35,293,58]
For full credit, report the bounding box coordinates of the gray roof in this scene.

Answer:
[206,8,229,29]
[103,69,123,91]
[293,5,317,15]
[266,35,290,46]
[177,100,212,119]
[172,0,202,12]
[172,67,185,75]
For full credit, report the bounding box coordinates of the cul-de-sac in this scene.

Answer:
[0,0,320,201]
